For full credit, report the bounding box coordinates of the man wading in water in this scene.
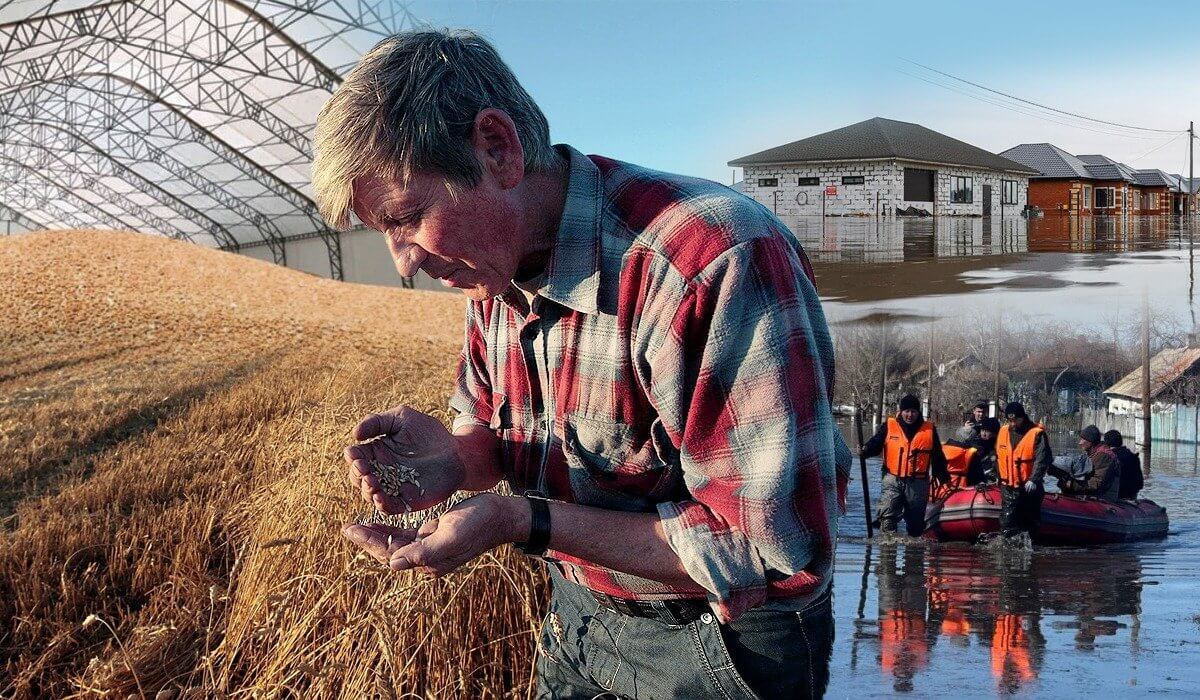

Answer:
[317,30,851,699]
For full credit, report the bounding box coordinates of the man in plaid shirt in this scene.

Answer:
[323,30,850,699]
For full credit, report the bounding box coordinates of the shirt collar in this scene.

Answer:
[534,144,602,315]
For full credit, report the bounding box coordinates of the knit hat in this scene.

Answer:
[1079,425,1102,444]
[898,394,921,412]
[980,417,1001,433]
[1102,430,1123,447]
[1003,401,1027,419]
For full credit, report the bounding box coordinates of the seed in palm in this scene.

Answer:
[371,459,424,499]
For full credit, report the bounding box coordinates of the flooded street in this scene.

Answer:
[785,215,1199,324]
[828,430,1200,696]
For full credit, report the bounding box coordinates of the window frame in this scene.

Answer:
[1094,187,1116,209]
[1001,179,1018,205]
[841,175,865,186]
[950,175,974,204]
[1082,184,1092,209]
[756,177,779,188]
[797,176,820,186]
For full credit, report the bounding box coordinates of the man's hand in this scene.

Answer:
[386,493,524,577]
[344,406,466,514]
[341,522,421,565]
[1023,480,1038,493]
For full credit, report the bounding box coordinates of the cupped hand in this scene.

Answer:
[387,493,519,578]
[341,522,422,565]
[344,405,466,515]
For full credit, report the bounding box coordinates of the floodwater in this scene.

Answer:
[781,215,1200,324]
[828,429,1200,697]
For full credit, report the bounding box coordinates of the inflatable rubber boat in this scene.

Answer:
[924,484,1168,545]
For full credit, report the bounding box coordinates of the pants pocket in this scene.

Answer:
[692,615,764,700]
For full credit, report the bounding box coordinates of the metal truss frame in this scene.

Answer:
[0,0,413,280]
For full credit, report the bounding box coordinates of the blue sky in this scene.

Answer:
[408,0,1200,184]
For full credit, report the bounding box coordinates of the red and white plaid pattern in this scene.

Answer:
[450,146,851,621]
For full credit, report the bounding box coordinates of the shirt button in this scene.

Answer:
[700,612,714,624]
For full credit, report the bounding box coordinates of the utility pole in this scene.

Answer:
[1190,121,1195,218]
[1142,289,1152,461]
[876,323,888,430]
[927,322,935,418]
[993,321,1003,413]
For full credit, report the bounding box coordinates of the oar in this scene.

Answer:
[854,406,874,538]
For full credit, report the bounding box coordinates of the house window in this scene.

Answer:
[903,168,935,202]
[757,178,778,187]
[1002,180,1018,205]
[798,176,820,186]
[950,176,973,203]
[1149,192,1158,209]
[1082,185,1092,209]
[842,176,865,185]
[1095,187,1115,208]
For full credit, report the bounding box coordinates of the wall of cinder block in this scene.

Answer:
[740,160,1028,216]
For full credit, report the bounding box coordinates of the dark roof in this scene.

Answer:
[1000,143,1092,179]
[1076,154,1139,183]
[728,117,1038,174]
[1133,169,1175,187]
[1174,175,1200,194]
[1105,348,1200,400]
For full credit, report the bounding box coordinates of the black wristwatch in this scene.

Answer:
[515,494,552,557]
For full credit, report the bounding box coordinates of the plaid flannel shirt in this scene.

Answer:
[450,145,851,622]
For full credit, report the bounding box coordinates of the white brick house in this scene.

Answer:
[729,118,1036,217]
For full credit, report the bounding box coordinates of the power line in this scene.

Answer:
[894,67,1171,141]
[1128,132,1186,163]
[900,58,1184,135]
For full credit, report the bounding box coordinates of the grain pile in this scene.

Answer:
[0,230,544,698]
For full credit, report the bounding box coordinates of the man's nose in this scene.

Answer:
[392,243,428,278]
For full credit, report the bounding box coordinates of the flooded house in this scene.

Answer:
[729,117,1035,217]
[1082,347,1200,444]
[1002,143,1179,215]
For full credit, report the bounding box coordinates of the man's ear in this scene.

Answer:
[471,107,525,190]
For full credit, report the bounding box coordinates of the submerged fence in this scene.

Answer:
[1080,406,1200,445]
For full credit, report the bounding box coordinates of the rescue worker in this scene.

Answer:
[995,402,1052,539]
[1103,430,1145,500]
[955,402,989,442]
[862,394,950,535]
[1058,425,1120,501]
[940,420,998,489]
[933,419,998,499]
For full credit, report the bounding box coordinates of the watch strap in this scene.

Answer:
[516,495,551,556]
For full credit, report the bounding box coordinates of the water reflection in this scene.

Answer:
[780,214,1197,323]
[852,542,1147,695]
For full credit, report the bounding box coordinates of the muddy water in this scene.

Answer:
[828,430,1200,696]
[781,215,1199,324]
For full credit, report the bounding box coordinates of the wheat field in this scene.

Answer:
[0,230,544,698]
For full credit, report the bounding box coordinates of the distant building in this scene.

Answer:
[729,117,1035,217]
[1104,347,1200,415]
[1002,143,1178,215]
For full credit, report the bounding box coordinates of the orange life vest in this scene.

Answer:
[995,424,1044,488]
[884,417,935,478]
[930,444,975,500]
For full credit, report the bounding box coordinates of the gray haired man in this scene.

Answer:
[321,30,849,699]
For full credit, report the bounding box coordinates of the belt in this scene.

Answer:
[588,589,709,625]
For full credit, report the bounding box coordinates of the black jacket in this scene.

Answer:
[1112,446,1144,499]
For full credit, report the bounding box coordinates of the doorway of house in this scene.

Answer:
[982,184,993,215]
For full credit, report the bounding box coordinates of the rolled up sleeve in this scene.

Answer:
[646,236,838,622]
[449,302,493,432]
